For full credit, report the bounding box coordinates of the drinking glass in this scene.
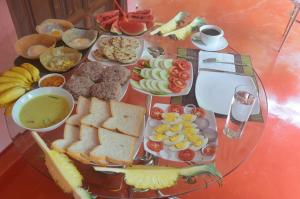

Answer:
[223,85,257,139]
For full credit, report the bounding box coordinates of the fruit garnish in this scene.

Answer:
[94,164,222,190]
[178,149,195,161]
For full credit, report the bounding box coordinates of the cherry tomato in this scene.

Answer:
[191,107,206,118]
[202,145,216,156]
[131,72,142,81]
[169,66,180,77]
[178,71,190,80]
[147,140,163,152]
[150,107,164,120]
[169,83,182,93]
[174,60,191,71]
[178,149,195,161]
[168,104,184,114]
[137,59,150,68]
[173,79,186,89]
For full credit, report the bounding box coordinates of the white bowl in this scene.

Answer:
[12,87,74,132]
[38,73,65,88]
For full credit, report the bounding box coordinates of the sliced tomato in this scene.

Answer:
[150,107,164,120]
[178,149,195,161]
[174,60,191,71]
[137,59,150,68]
[169,83,182,93]
[202,146,216,156]
[173,79,186,89]
[168,104,184,114]
[178,71,190,80]
[169,66,180,77]
[191,107,206,118]
[131,72,142,81]
[147,140,163,152]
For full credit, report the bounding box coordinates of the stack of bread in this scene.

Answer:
[51,96,146,166]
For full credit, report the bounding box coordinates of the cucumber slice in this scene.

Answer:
[157,81,172,93]
[141,68,151,79]
[140,69,146,78]
[159,70,169,81]
[159,59,165,69]
[130,79,142,90]
[151,68,163,80]
[154,58,162,68]
[145,79,156,91]
[149,58,155,68]
[163,59,173,70]
[150,80,161,92]
[139,79,149,91]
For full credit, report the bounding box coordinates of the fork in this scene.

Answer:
[203,58,247,66]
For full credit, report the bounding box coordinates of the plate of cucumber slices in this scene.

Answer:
[130,58,193,96]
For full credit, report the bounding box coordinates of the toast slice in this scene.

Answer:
[102,101,146,137]
[67,125,99,164]
[81,97,110,128]
[89,128,137,165]
[51,124,80,153]
[66,96,91,126]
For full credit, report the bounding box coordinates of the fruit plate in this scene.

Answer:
[87,35,144,66]
[143,103,218,163]
[130,58,193,97]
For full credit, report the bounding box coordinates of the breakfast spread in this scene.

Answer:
[130,58,192,95]
[91,35,141,64]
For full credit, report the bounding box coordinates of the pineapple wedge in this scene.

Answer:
[150,12,188,35]
[94,164,222,190]
[163,17,205,40]
[31,132,93,199]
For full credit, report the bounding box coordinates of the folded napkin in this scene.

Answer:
[198,51,236,72]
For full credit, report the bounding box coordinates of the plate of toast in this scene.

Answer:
[87,35,144,66]
[51,96,146,166]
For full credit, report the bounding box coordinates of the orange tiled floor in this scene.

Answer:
[2,0,300,198]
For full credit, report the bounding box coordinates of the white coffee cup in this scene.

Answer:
[199,25,224,46]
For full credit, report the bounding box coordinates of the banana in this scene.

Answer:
[21,63,40,82]
[2,70,30,83]
[0,76,28,85]
[0,82,30,93]
[11,66,33,82]
[4,101,15,116]
[0,87,25,105]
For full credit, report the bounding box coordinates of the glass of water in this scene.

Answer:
[223,85,257,139]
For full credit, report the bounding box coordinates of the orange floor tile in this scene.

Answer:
[2,0,300,199]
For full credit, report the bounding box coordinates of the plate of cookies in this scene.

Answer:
[87,35,144,66]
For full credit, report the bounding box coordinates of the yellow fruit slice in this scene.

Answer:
[0,86,25,105]
[11,66,33,82]
[21,63,40,82]
[2,70,30,83]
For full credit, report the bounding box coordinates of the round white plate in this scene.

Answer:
[191,32,228,51]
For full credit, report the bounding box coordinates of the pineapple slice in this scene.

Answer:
[163,17,205,40]
[94,164,221,190]
[150,12,188,35]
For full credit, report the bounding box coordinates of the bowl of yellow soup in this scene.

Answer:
[12,87,74,132]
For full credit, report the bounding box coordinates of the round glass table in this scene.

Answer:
[5,8,268,199]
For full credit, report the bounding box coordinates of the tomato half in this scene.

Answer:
[202,145,216,156]
[150,107,164,120]
[168,104,184,114]
[178,71,190,80]
[169,83,182,93]
[147,140,163,152]
[173,79,186,89]
[131,72,142,81]
[178,149,195,161]
[137,59,150,68]
[174,60,191,71]
[169,66,180,77]
[191,107,206,118]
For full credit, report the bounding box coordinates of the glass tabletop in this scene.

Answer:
[4,4,268,199]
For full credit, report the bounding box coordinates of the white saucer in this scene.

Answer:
[191,32,228,51]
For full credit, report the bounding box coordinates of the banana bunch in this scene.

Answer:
[0,63,40,115]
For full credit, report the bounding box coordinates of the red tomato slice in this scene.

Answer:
[169,83,182,93]
[168,76,177,82]
[147,140,163,152]
[173,79,186,89]
[178,149,195,161]
[174,60,191,71]
[150,107,164,120]
[191,107,206,118]
[131,72,142,81]
[168,104,184,114]
[169,66,180,77]
[137,59,150,67]
[178,71,190,80]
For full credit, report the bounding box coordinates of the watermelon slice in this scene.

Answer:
[119,19,147,36]
[111,20,122,35]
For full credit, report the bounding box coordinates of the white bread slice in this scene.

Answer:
[67,125,99,164]
[102,101,146,137]
[66,97,91,125]
[89,128,137,165]
[51,124,80,153]
[81,97,110,128]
